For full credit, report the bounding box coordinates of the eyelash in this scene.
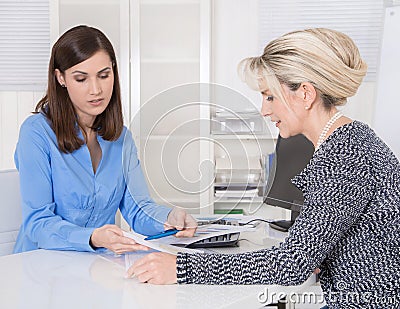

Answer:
[266,95,274,101]
[75,74,110,83]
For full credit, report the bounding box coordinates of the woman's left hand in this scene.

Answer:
[165,208,197,237]
[126,252,177,284]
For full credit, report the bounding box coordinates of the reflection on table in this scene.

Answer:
[0,226,315,309]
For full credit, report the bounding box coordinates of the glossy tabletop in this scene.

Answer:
[0,227,315,309]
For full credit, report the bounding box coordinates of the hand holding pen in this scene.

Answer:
[163,208,197,238]
[144,228,180,240]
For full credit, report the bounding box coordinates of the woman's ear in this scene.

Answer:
[297,82,317,110]
[54,69,66,87]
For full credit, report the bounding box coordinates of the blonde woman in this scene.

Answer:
[128,28,400,308]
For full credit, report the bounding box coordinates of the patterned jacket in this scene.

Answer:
[176,121,400,309]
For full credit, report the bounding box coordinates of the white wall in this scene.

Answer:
[212,0,376,126]
[58,0,121,53]
[0,1,391,171]
[211,0,381,219]
[58,0,130,125]
[0,92,43,169]
[212,0,261,107]
[374,5,400,159]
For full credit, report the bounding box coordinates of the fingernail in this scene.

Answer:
[125,272,135,279]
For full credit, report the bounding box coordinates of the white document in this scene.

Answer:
[155,224,251,246]
[123,225,251,271]
[123,230,203,272]
[122,230,203,255]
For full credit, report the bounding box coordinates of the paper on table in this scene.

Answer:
[122,230,203,255]
[155,224,252,246]
[123,231,203,272]
[123,225,251,271]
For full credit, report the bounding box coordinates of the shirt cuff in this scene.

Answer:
[68,227,97,252]
[176,252,189,284]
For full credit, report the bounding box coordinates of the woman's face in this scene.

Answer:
[55,50,114,126]
[260,83,306,138]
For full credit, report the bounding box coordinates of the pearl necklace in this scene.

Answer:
[315,111,343,151]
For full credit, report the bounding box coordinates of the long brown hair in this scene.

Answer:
[36,25,123,153]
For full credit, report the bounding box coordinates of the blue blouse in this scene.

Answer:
[13,113,170,253]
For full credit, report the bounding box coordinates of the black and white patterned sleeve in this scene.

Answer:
[176,141,374,285]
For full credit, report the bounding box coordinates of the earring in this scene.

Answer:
[305,106,310,110]
[61,84,66,88]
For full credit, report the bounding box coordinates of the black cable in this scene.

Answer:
[242,218,274,226]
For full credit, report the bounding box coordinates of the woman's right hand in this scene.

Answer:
[90,224,149,254]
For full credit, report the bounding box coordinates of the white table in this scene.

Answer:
[0,226,316,309]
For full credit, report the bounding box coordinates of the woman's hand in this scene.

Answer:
[165,208,197,237]
[126,252,177,284]
[90,224,149,254]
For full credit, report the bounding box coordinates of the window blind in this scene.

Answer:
[258,0,385,81]
[0,0,50,91]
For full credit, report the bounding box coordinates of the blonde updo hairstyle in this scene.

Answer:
[238,28,367,109]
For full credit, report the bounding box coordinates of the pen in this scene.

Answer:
[144,228,179,240]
